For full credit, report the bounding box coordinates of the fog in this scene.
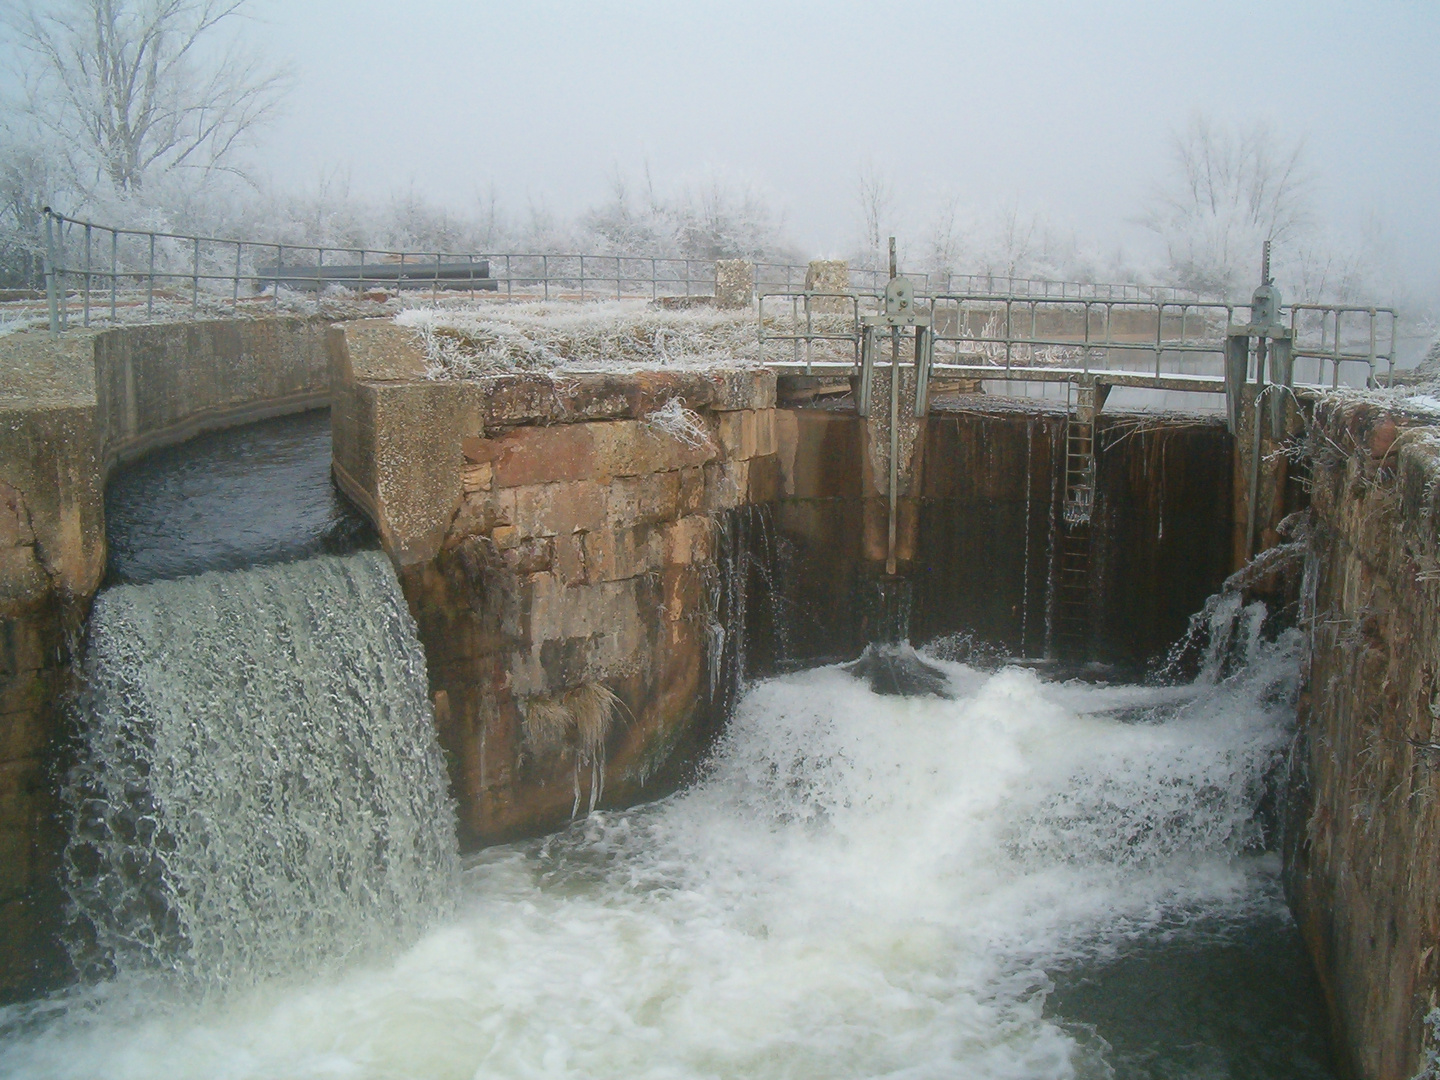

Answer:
[2,0,1436,307]
[242,0,1438,296]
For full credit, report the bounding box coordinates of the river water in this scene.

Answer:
[0,411,1336,1079]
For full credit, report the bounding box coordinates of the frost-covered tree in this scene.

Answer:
[5,0,289,195]
[1144,115,1312,299]
[853,160,895,270]
[0,132,59,286]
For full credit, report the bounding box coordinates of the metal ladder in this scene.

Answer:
[1054,379,1098,653]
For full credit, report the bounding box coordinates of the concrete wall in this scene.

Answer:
[1286,396,1440,1080]
[0,318,330,999]
[328,320,777,845]
[93,318,330,472]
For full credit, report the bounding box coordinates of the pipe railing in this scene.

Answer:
[758,291,1400,390]
[34,209,1203,332]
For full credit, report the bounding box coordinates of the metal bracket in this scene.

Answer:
[1225,242,1294,437]
[857,274,933,417]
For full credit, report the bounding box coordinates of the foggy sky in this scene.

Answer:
[143,1,1440,295]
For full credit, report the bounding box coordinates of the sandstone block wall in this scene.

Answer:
[1286,396,1440,1080]
[327,320,778,845]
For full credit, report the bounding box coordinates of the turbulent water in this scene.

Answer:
[56,552,459,993]
[0,621,1330,1078]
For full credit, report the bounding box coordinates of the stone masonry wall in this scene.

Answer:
[1286,395,1440,1079]
[328,320,777,845]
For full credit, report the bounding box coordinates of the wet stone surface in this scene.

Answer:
[104,409,375,584]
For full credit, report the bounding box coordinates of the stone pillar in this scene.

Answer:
[804,259,849,313]
[713,260,754,308]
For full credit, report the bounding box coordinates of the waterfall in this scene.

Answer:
[61,551,459,993]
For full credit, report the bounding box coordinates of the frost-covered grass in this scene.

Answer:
[397,301,766,376]
[398,299,875,378]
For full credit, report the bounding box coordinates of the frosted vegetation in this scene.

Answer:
[397,302,762,375]
[397,301,857,376]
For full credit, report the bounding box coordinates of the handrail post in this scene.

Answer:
[147,232,155,317]
[43,209,59,336]
[82,223,92,327]
[109,228,118,323]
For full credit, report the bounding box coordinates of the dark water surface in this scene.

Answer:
[104,409,374,583]
[1047,905,1336,1078]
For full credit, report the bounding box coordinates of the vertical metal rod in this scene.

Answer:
[359,249,367,298]
[1388,312,1399,387]
[58,220,67,328]
[1004,298,1013,374]
[233,242,241,309]
[1246,385,1267,558]
[543,255,549,300]
[579,254,584,300]
[83,223,92,326]
[109,229,117,322]
[43,210,59,336]
[147,232,155,317]
[804,292,813,374]
[192,236,200,315]
[1368,308,1378,387]
[1331,310,1340,388]
[887,323,901,577]
[505,254,512,299]
[616,256,621,300]
[1154,301,1163,378]
[432,253,439,305]
[274,244,282,310]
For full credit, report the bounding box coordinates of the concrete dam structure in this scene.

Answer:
[0,265,1433,1076]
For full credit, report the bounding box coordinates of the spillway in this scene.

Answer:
[60,552,459,994]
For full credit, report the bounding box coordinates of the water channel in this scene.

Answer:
[0,409,1336,1079]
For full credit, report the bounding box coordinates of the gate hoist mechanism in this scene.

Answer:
[1225,240,1295,442]
[856,239,936,576]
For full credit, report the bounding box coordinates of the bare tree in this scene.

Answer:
[0,129,59,286]
[855,160,894,268]
[6,0,289,195]
[1144,114,1313,298]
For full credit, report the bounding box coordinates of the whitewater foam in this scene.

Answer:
[57,551,459,994]
[2,628,1303,1079]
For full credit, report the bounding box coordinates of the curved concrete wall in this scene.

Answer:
[0,317,331,998]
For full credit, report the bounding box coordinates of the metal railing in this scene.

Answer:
[837,267,1202,303]
[31,209,1202,333]
[758,291,1401,390]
